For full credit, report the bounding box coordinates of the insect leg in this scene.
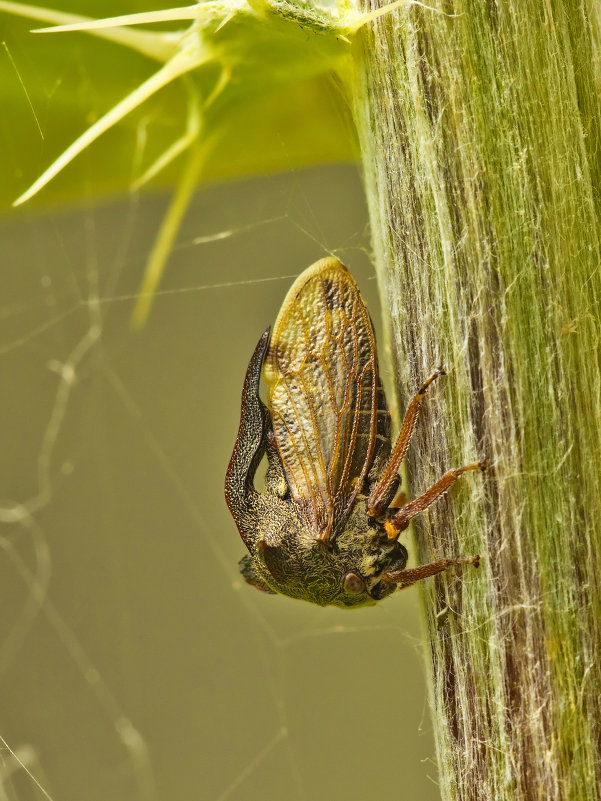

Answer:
[225,328,271,548]
[368,368,445,517]
[239,554,277,594]
[384,460,488,540]
[382,555,480,589]
[264,428,289,499]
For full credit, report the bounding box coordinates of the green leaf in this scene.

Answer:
[2,0,393,321]
[0,0,368,211]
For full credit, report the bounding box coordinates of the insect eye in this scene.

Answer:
[343,572,365,594]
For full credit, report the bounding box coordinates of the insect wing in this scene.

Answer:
[263,258,378,542]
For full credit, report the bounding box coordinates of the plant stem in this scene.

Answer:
[351,1,601,798]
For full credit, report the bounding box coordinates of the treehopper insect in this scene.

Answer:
[225,258,486,608]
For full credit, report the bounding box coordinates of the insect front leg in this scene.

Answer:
[264,428,289,499]
[368,368,445,517]
[225,328,271,548]
[383,460,488,540]
[382,555,480,589]
[239,554,277,594]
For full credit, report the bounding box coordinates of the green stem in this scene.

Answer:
[351,1,601,798]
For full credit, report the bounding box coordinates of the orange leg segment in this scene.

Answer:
[384,460,488,540]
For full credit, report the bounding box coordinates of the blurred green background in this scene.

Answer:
[1,169,439,801]
[1,3,439,799]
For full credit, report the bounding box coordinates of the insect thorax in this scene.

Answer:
[241,495,408,608]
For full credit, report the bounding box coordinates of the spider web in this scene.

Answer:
[0,26,439,801]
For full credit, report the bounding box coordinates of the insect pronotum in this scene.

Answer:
[225,258,486,608]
